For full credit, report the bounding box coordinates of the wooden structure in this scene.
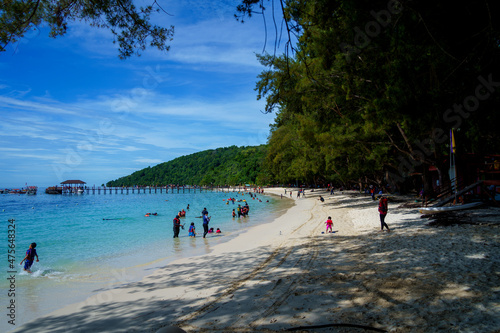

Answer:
[45,185,243,195]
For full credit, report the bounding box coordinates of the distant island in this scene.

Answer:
[106,145,268,187]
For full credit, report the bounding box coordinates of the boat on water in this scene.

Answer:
[9,188,27,194]
[70,187,84,194]
[26,186,38,195]
[419,202,484,215]
[2,185,38,195]
[45,186,63,194]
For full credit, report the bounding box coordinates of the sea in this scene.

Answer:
[0,188,293,331]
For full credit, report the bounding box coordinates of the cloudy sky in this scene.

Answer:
[0,0,286,188]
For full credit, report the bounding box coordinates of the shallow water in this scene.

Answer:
[0,189,293,331]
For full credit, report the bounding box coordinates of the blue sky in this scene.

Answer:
[0,0,284,188]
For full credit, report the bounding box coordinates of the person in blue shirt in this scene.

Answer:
[188,222,196,237]
[202,213,211,238]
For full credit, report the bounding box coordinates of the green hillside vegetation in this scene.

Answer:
[106,145,269,187]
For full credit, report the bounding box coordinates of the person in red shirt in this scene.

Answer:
[325,216,333,233]
[378,196,390,232]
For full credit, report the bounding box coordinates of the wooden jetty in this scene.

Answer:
[46,180,253,195]
[56,185,245,195]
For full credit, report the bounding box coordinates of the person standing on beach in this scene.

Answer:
[378,196,390,232]
[20,242,39,273]
[173,215,182,238]
[203,213,211,238]
[325,216,333,233]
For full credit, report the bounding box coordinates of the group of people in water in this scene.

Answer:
[233,203,250,218]
[188,224,221,237]
[172,205,223,239]
[168,190,269,239]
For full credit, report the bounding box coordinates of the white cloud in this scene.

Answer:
[119,146,145,152]
[134,158,164,164]
[0,96,84,117]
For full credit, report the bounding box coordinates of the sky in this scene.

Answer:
[0,0,286,188]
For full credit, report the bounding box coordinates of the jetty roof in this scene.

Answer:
[61,180,86,184]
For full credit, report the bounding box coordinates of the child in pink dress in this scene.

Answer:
[325,216,333,233]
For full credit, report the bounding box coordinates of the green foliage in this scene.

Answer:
[0,0,174,59]
[106,145,269,186]
[246,0,500,189]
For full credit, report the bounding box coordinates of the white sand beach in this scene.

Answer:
[13,188,500,332]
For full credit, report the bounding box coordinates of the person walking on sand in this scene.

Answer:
[325,216,333,233]
[20,242,39,273]
[378,196,390,232]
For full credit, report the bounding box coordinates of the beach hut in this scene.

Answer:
[61,180,86,194]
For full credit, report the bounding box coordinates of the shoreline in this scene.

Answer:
[13,188,500,332]
[3,190,291,332]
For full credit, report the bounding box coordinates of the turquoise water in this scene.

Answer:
[0,189,293,331]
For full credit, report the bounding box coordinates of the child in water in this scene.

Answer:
[232,209,236,218]
[216,228,222,234]
[20,242,39,273]
[188,222,196,237]
[325,216,333,233]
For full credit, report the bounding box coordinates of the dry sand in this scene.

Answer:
[14,188,500,332]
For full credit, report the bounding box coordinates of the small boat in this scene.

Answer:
[419,202,484,215]
[45,186,63,194]
[9,189,27,194]
[27,186,38,195]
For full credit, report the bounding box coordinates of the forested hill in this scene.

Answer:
[106,145,268,186]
